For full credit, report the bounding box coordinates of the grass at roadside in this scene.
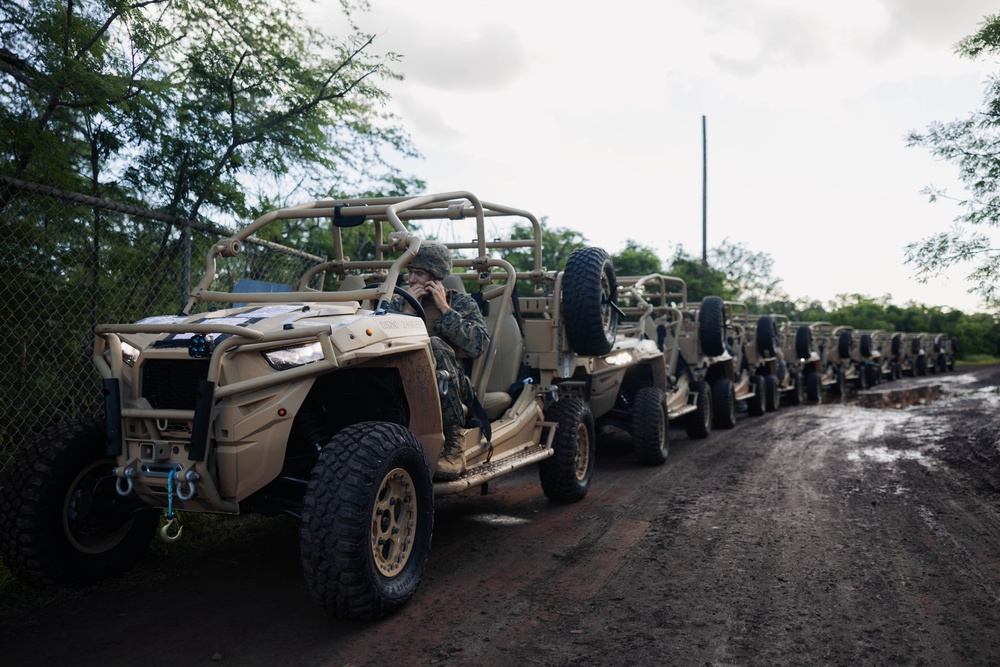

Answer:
[957,355,1000,366]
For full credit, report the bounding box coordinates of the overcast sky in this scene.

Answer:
[313,0,999,312]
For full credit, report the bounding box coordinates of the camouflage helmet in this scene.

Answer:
[409,241,452,280]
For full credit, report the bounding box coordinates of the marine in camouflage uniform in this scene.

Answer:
[388,242,489,479]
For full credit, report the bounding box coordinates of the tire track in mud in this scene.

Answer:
[5,369,1000,666]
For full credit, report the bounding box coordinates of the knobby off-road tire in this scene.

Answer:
[833,366,846,396]
[712,379,737,429]
[562,247,618,356]
[756,316,777,358]
[300,422,434,621]
[916,356,928,376]
[764,374,779,412]
[795,326,813,360]
[788,372,804,406]
[0,419,159,585]
[699,296,727,357]
[805,371,822,402]
[911,337,921,355]
[859,334,872,359]
[684,380,713,439]
[540,398,595,503]
[748,375,767,417]
[838,331,853,360]
[891,335,902,357]
[631,387,669,466]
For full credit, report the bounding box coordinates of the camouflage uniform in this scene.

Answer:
[389,243,489,428]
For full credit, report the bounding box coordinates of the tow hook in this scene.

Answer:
[159,516,184,543]
[437,370,450,395]
[157,468,190,544]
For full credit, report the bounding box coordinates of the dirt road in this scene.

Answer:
[3,366,1000,666]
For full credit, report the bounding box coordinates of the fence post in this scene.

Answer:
[181,219,191,308]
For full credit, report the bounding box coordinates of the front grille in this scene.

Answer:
[141,359,211,410]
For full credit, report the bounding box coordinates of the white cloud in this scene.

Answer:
[317,0,1000,312]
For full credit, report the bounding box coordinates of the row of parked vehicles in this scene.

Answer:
[0,193,958,621]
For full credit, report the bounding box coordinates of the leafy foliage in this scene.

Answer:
[611,240,662,277]
[0,0,421,218]
[907,13,1000,306]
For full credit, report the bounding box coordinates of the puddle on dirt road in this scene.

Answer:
[467,513,532,527]
[856,384,943,409]
[847,446,934,468]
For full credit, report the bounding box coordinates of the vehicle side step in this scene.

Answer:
[433,442,553,496]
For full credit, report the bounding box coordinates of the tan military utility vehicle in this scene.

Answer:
[615,274,713,441]
[909,333,932,376]
[855,329,888,388]
[752,314,803,410]
[789,321,847,400]
[931,333,957,372]
[696,298,766,428]
[0,192,613,621]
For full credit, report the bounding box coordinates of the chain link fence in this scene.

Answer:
[0,177,325,479]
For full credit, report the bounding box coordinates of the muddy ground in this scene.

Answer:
[2,366,1000,666]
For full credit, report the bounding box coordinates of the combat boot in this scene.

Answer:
[434,424,466,481]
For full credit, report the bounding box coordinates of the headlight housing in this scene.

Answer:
[121,341,141,367]
[262,342,324,370]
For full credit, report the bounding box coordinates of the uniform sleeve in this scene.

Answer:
[434,292,489,359]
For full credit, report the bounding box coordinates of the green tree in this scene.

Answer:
[611,239,662,277]
[907,13,1000,305]
[503,218,587,274]
[711,238,786,308]
[666,246,733,303]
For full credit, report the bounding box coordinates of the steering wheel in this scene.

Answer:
[367,283,426,322]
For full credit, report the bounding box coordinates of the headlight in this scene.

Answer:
[604,351,634,366]
[121,341,140,367]
[262,342,324,370]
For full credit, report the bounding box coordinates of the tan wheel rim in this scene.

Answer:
[370,467,417,577]
[574,423,591,482]
[600,271,612,331]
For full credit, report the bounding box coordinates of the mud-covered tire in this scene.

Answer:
[795,326,812,360]
[911,337,921,355]
[916,356,927,376]
[684,380,713,439]
[891,335,902,357]
[756,316,777,357]
[712,379,737,429]
[763,374,779,412]
[805,371,821,401]
[631,387,668,466]
[699,296,726,357]
[0,419,159,585]
[838,331,853,360]
[748,375,766,417]
[562,247,618,356]
[540,398,594,503]
[833,366,846,396]
[859,334,872,358]
[300,422,434,620]
[863,365,879,388]
[788,372,804,406]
